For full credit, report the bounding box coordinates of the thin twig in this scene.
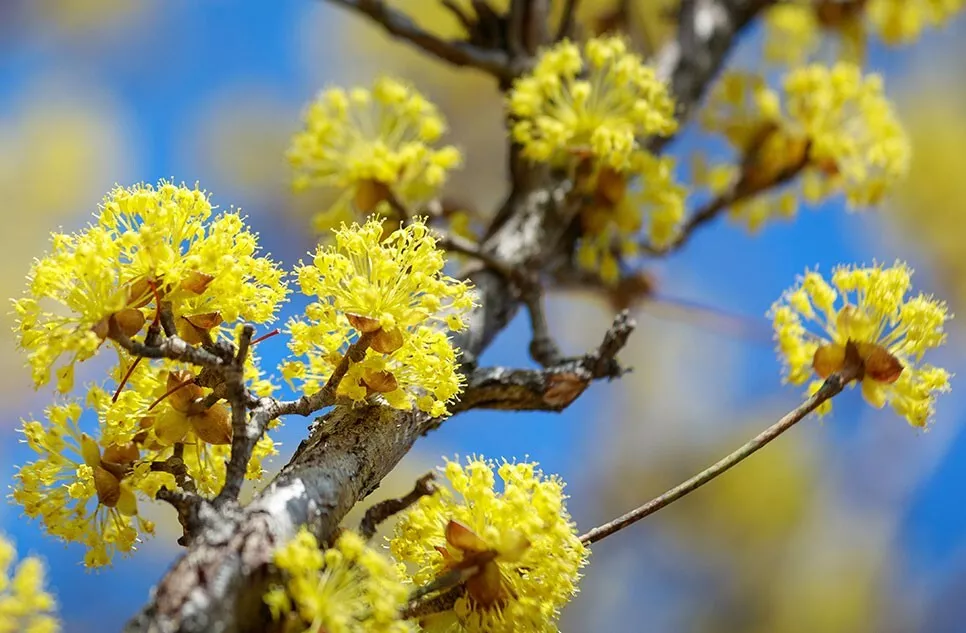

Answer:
[401,585,462,620]
[359,473,437,540]
[521,276,562,367]
[214,326,257,505]
[437,231,514,278]
[555,0,580,40]
[325,0,512,79]
[578,356,863,545]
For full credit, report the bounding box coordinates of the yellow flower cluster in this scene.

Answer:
[771,262,951,427]
[390,457,588,633]
[13,181,288,393]
[508,36,676,172]
[93,360,279,496]
[281,217,474,417]
[0,536,59,633]
[700,63,909,231]
[576,153,686,282]
[13,400,169,567]
[289,76,463,232]
[264,528,409,633]
[764,0,965,65]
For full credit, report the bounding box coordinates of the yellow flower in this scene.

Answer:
[508,36,676,172]
[869,0,966,44]
[0,535,60,633]
[94,360,278,497]
[289,76,462,232]
[770,262,951,427]
[12,181,287,393]
[265,528,409,633]
[576,152,686,283]
[700,64,909,230]
[12,400,167,567]
[762,1,964,66]
[390,457,588,633]
[283,217,474,417]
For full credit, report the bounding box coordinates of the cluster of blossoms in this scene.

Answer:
[0,535,59,633]
[698,62,909,231]
[281,217,474,418]
[391,457,588,633]
[12,181,288,565]
[289,76,463,232]
[508,36,685,282]
[14,181,287,392]
[771,262,951,427]
[764,0,966,66]
[265,529,410,633]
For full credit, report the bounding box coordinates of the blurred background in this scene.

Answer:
[1,1,965,631]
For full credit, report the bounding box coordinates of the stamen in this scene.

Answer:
[112,357,143,403]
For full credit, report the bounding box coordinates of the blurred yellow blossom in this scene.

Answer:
[508,36,676,172]
[13,400,169,567]
[12,181,287,393]
[282,217,473,417]
[264,528,409,633]
[390,457,587,633]
[576,152,686,283]
[763,0,965,66]
[770,262,951,427]
[0,535,59,633]
[289,77,462,232]
[699,63,909,231]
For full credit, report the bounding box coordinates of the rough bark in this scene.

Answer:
[123,2,772,631]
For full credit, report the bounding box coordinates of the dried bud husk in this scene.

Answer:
[113,308,146,337]
[361,370,398,394]
[127,277,159,308]
[92,317,110,340]
[739,125,809,195]
[102,442,139,466]
[466,561,506,608]
[347,313,383,334]
[93,465,122,508]
[180,271,215,295]
[371,327,404,354]
[856,341,904,384]
[354,179,392,213]
[166,371,204,414]
[191,404,232,445]
[178,312,223,345]
[596,166,627,206]
[816,0,867,26]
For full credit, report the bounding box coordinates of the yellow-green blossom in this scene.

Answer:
[576,153,686,282]
[391,457,588,633]
[763,0,965,65]
[699,64,909,230]
[771,262,951,427]
[0,535,59,633]
[508,36,676,172]
[12,400,168,567]
[94,360,279,497]
[264,528,409,633]
[289,76,462,232]
[12,181,288,393]
[282,217,474,417]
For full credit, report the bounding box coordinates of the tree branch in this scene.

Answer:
[123,1,770,628]
[579,355,863,545]
[650,0,776,152]
[359,472,437,540]
[325,0,513,80]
